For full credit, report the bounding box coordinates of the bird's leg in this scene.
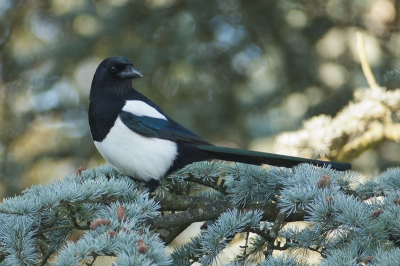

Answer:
[145,178,160,193]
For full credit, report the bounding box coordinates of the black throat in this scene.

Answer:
[89,92,125,142]
[90,77,133,99]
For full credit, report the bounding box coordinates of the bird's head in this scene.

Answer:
[90,56,143,98]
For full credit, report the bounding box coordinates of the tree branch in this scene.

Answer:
[148,194,304,231]
[161,221,193,245]
[155,194,228,212]
[185,174,227,194]
[146,199,231,229]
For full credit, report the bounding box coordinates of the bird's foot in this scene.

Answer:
[145,178,160,194]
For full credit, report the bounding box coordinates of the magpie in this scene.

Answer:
[89,56,351,192]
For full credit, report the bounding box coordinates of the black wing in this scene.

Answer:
[119,111,213,146]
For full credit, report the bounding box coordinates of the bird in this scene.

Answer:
[88,56,351,192]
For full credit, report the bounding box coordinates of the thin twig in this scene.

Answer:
[86,254,97,266]
[240,230,251,261]
[38,248,54,266]
[265,212,286,258]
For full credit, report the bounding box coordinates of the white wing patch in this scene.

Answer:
[122,100,167,120]
[94,117,177,182]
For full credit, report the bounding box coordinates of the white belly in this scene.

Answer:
[94,118,178,182]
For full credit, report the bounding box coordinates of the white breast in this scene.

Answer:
[94,101,178,181]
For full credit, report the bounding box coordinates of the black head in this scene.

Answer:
[90,56,143,99]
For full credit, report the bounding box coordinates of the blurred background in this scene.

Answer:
[0,0,399,198]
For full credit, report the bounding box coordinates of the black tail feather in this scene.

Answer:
[198,145,351,171]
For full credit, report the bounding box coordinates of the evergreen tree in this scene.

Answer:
[1,84,400,265]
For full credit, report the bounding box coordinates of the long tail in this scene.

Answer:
[197,145,351,171]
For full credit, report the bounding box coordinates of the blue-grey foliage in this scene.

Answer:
[257,254,309,266]
[2,162,400,265]
[225,163,281,206]
[0,164,169,265]
[171,209,263,265]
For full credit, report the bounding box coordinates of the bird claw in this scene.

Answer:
[145,178,160,194]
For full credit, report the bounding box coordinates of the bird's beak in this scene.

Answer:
[117,65,143,79]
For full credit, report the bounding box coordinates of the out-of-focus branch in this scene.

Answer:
[274,33,400,164]
[335,123,400,161]
[356,31,378,89]
[384,123,400,141]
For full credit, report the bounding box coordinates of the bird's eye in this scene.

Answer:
[110,66,117,72]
